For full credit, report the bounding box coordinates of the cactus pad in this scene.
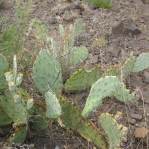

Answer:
[0,94,27,124]
[45,91,61,119]
[122,55,136,78]
[8,125,27,144]
[99,113,128,149]
[69,46,88,66]
[60,97,108,149]
[64,66,102,92]
[82,76,134,117]
[133,52,149,72]
[0,108,12,126]
[32,49,63,95]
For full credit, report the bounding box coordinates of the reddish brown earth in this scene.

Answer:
[0,0,149,149]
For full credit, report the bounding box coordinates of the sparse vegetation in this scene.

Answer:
[0,0,149,149]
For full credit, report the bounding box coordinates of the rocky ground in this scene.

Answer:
[0,0,149,148]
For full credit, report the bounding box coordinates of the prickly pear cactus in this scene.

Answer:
[99,113,128,149]
[82,76,134,117]
[121,52,149,78]
[68,46,88,66]
[121,54,136,78]
[59,20,88,73]
[45,91,61,119]
[32,49,63,95]
[32,19,49,45]
[133,52,149,72]
[0,56,29,144]
[3,57,27,124]
[8,125,27,144]
[61,19,85,52]
[60,97,108,149]
[64,66,102,92]
[28,100,49,132]
[0,94,27,124]
[0,108,12,126]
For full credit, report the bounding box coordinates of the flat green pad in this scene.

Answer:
[8,125,27,144]
[99,113,127,149]
[0,95,27,124]
[82,76,134,117]
[64,66,102,92]
[69,46,89,66]
[60,98,108,149]
[45,91,61,119]
[0,108,12,126]
[133,52,149,72]
[32,49,63,95]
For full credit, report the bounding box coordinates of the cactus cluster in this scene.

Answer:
[1,5,149,147]
[32,44,108,148]
[0,55,29,143]
[32,18,149,148]
[32,19,89,75]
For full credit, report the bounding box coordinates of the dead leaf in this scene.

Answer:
[134,127,149,138]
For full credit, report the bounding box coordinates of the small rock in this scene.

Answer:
[112,19,141,37]
[130,113,143,120]
[143,71,149,83]
[128,118,136,125]
[134,127,149,138]
[142,0,149,4]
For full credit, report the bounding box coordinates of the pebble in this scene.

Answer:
[130,113,143,120]
[128,118,136,125]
